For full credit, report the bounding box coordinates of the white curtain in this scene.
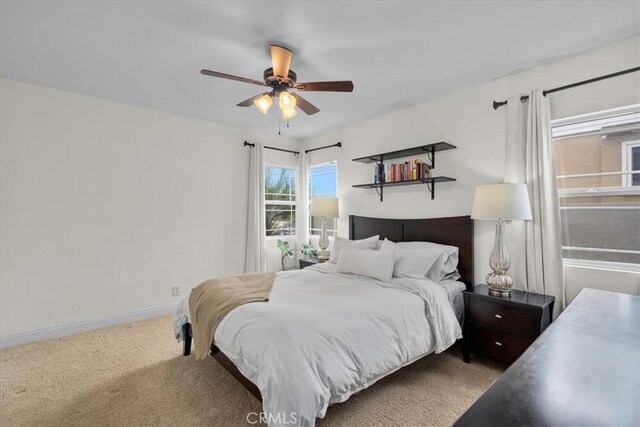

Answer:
[245,143,266,273]
[506,88,565,317]
[296,150,309,250]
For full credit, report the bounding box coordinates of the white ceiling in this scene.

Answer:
[1,1,639,139]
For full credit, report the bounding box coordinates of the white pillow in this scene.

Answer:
[380,239,441,279]
[329,235,379,264]
[396,241,459,281]
[336,247,394,282]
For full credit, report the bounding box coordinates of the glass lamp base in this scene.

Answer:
[486,272,513,297]
[317,249,330,261]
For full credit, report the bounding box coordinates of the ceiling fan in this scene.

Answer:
[201,44,354,119]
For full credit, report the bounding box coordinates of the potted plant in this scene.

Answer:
[277,240,318,271]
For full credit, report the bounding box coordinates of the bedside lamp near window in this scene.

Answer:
[471,183,532,297]
[310,197,339,261]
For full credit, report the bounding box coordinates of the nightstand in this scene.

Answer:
[298,258,321,269]
[463,284,555,364]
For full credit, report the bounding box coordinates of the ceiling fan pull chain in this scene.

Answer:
[278,115,281,136]
[287,118,290,128]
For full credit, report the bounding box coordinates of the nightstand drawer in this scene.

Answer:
[469,298,534,336]
[470,325,532,364]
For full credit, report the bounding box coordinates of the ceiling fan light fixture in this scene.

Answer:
[278,91,296,111]
[254,94,273,114]
[201,42,354,121]
[281,107,298,120]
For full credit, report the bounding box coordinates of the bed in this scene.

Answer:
[175,215,473,426]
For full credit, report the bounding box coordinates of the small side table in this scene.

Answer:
[463,284,555,364]
[299,258,321,269]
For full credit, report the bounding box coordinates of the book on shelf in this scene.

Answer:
[373,158,433,184]
[376,159,433,183]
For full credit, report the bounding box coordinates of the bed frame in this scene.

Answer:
[182,215,473,402]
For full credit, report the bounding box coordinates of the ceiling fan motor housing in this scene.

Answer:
[264,67,297,91]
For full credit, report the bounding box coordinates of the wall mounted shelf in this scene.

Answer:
[352,142,457,202]
[352,142,456,166]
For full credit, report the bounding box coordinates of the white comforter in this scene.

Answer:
[175,263,462,427]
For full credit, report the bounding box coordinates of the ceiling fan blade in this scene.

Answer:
[294,81,354,92]
[200,69,266,86]
[271,45,293,81]
[236,92,270,107]
[292,93,320,115]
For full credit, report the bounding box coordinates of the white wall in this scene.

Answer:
[565,266,640,303]
[303,36,640,296]
[0,78,299,339]
[2,36,639,342]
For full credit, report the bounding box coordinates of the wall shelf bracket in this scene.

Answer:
[423,145,436,169]
[426,180,435,200]
[374,186,382,201]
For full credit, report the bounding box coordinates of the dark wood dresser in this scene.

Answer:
[456,288,640,426]
[463,284,555,364]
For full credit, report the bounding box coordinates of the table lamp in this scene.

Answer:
[471,183,532,297]
[310,197,339,261]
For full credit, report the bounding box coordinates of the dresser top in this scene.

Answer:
[464,284,555,308]
[456,288,640,426]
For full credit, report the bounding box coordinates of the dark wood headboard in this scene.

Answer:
[349,215,474,290]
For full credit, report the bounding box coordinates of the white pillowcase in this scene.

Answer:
[336,247,395,282]
[379,239,441,279]
[329,235,379,264]
[396,241,459,281]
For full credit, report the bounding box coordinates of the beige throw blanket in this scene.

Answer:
[189,272,275,360]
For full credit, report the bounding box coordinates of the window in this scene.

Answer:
[622,141,640,187]
[552,106,640,267]
[309,162,338,237]
[265,165,296,236]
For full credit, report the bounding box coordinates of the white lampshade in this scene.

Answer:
[310,197,339,218]
[471,183,532,220]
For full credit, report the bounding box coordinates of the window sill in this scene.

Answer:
[265,235,297,241]
[563,258,640,274]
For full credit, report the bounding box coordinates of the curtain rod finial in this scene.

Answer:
[493,100,508,110]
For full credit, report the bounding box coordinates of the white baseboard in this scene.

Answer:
[0,303,178,349]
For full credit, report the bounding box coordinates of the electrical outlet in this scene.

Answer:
[172,286,180,297]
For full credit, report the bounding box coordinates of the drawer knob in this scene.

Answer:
[494,314,503,319]
[495,341,503,347]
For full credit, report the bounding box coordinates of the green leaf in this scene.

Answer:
[277,239,289,252]
[300,243,317,258]
[277,239,294,259]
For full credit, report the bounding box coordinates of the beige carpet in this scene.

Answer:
[0,316,503,426]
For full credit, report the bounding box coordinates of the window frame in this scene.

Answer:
[551,105,640,270]
[553,105,640,198]
[264,163,297,239]
[621,140,640,187]
[308,161,338,238]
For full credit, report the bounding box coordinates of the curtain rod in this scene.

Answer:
[243,141,343,155]
[305,142,342,153]
[492,66,640,110]
[243,141,299,155]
